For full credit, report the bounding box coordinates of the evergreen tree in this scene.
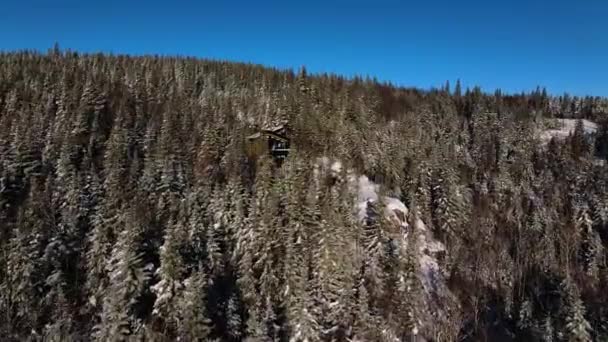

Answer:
[177,265,212,340]
[454,79,462,98]
[94,208,152,341]
[570,119,590,159]
[151,218,187,333]
[563,281,592,342]
[0,49,607,341]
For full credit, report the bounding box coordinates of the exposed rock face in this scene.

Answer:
[355,175,460,339]
[317,157,460,340]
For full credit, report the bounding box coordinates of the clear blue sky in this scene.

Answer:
[2,0,607,96]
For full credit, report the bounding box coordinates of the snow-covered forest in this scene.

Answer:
[1,49,608,341]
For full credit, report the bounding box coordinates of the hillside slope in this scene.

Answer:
[1,50,608,341]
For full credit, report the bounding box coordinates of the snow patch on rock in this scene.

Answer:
[353,175,455,336]
[316,157,457,336]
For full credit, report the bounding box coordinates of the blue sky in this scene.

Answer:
[2,0,607,96]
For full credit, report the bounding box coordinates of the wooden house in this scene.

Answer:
[246,124,290,161]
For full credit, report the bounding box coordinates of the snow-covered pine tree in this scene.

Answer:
[225,177,247,263]
[431,163,467,244]
[541,315,555,342]
[226,292,245,341]
[283,155,319,342]
[570,119,590,160]
[414,162,433,231]
[1,221,41,337]
[151,218,187,334]
[562,280,592,342]
[93,208,152,341]
[351,279,382,341]
[311,181,357,340]
[361,198,388,304]
[86,119,130,321]
[575,204,600,279]
[206,185,228,276]
[176,264,212,341]
[398,202,425,340]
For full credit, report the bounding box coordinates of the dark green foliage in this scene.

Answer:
[0,49,607,341]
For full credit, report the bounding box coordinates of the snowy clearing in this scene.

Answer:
[539,118,598,143]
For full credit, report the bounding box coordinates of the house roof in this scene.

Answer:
[246,130,288,142]
[247,122,289,142]
[264,131,288,142]
[267,124,286,133]
[246,132,262,140]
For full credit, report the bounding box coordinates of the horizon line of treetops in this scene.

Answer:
[2,45,605,102]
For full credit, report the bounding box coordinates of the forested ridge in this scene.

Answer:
[1,48,608,341]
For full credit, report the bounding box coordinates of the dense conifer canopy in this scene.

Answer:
[0,50,607,341]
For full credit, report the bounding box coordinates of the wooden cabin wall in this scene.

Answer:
[246,138,267,159]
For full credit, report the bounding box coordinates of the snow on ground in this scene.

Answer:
[236,109,256,125]
[316,157,457,336]
[539,118,598,143]
[352,174,455,336]
[355,175,379,219]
